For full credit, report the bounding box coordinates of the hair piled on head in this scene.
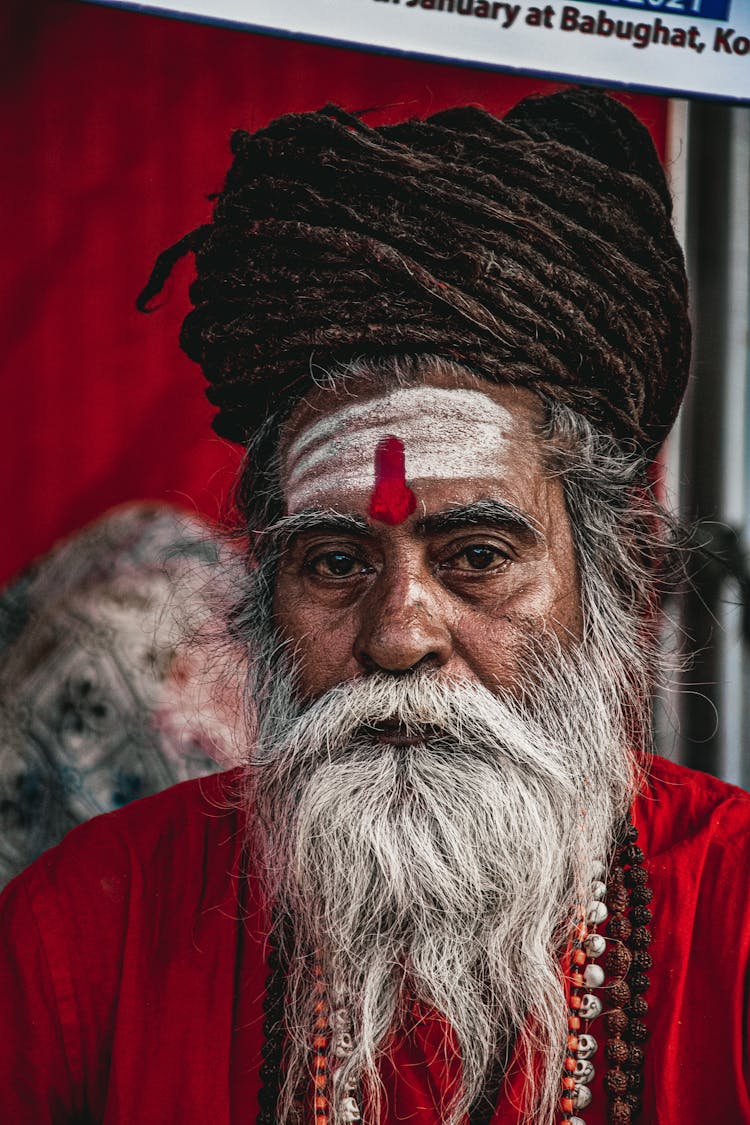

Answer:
[138,87,690,454]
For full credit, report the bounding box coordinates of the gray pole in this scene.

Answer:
[680,101,750,787]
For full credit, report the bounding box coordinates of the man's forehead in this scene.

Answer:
[280,381,543,514]
[287,385,513,454]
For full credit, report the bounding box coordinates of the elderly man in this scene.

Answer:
[2,88,749,1125]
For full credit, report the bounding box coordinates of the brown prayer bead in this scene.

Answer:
[627,1018,649,1043]
[608,915,633,942]
[627,1045,645,1070]
[623,844,644,866]
[631,950,652,971]
[630,972,650,994]
[605,945,632,976]
[607,886,629,914]
[606,1008,629,1035]
[607,1038,629,1064]
[605,1068,628,1096]
[609,980,631,1008]
[610,1097,632,1124]
[632,926,652,948]
[630,996,648,1018]
[627,1069,643,1092]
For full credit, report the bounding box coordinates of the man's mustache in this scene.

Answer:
[357,719,447,746]
[257,664,583,800]
[287,671,507,744]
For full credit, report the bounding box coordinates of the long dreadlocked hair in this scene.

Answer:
[137,87,690,456]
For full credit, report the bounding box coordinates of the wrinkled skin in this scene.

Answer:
[273,367,582,713]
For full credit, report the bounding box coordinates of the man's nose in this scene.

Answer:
[353,568,453,673]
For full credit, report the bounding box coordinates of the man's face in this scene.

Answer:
[273,367,582,706]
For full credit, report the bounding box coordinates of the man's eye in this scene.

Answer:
[308,552,368,578]
[448,546,510,572]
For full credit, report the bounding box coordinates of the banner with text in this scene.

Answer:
[96,0,750,101]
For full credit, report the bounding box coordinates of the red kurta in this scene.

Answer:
[2,755,749,1124]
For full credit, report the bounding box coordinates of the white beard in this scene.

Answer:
[247,638,640,1125]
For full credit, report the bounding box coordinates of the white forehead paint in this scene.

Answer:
[284,386,517,511]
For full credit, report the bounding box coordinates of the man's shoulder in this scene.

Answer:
[7,767,249,911]
[639,753,750,860]
[0,767,262,1116]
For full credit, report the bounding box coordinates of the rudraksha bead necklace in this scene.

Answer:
[258,817,652,1124]
[560,815,651,1125]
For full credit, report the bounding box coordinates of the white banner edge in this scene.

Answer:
[75,0,750,106]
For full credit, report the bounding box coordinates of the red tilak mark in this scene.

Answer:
[369,435,417,526]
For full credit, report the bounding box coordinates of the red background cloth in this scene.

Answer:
[0,0,668,587]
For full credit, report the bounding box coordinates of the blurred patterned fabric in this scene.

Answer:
[0,503,245,889]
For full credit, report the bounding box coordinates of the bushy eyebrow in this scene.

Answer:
[417,500,544,545]
[266,500,543,547]
[266,509,370,545]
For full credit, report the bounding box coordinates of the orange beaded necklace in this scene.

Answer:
[258,816,651,1125]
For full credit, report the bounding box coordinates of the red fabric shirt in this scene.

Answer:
[2,755,749,1124]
